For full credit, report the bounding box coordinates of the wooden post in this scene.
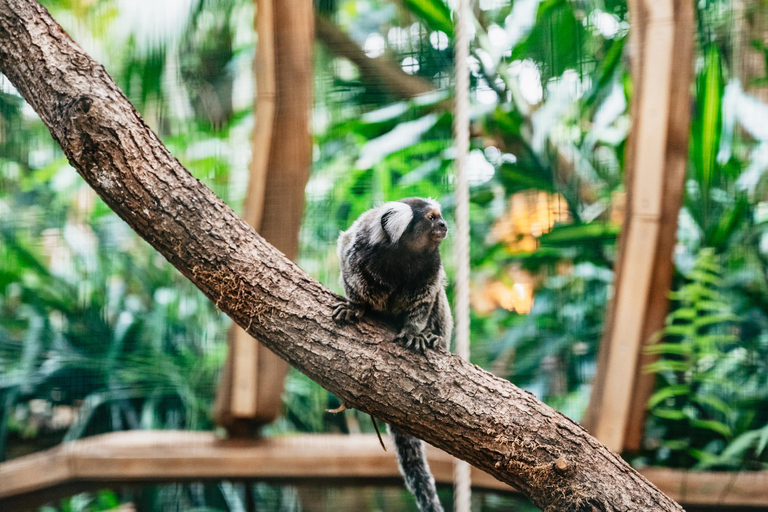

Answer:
[214,0,314,432]
[583,0,694,452]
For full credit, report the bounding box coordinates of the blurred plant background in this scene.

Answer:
[1,0,768,510]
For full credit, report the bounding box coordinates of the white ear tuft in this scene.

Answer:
[426,197,441,212]
[371,202,413,244]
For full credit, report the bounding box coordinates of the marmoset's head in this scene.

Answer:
[374,197,448,252]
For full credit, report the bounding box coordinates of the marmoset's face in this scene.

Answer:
[400,199,448,252]
[423,208,448,242]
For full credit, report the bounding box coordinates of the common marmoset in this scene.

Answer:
[334,197,452,512]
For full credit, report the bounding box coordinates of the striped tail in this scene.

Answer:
[388,426,444,512]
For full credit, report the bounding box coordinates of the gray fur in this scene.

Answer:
[389,426,444,512]
[333,197,452,512]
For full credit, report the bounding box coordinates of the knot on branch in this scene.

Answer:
[72,53,91,71]
[74,95,93,115]
[553,458,569,476]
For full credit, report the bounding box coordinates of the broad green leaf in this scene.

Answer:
[644,343,693,356]
[692,313,738,330]
[0,230,53,279]
[694,333,738,346]
[403,0,453,37]
[666,307,697,321]
[691,394,733,417]
[648,384,690,409]
[583,35,627,108]
[652,408,687,421]
[659,324,696,338]
[688,269,722,287]
[692,252,721,273]
[694,300,731,312]
[718,429,762,461]
[498,163,554,194]
[644,360,690,374]
[356,114,440,169]
[690,45,723,209]
[510,0,583,80]
[538,223,619,246]
[689,449,720,467]
[757,425,768,456]
[661,439,690,451]
[490,107,525,138]
[691,419,732,438]
[708,195,749,249]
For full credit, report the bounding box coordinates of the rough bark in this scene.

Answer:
[0,1,684,510]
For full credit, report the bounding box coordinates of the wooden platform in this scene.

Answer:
[1,431,767,510]
[0,431,512,510]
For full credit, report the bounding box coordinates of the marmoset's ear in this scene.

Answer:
[372,202,413,244]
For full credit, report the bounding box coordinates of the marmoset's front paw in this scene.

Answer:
[332,300,364,324]
[395,330,441,353]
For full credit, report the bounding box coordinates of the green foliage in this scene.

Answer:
[538,223,619,247]
[491,262,612,419]
[403,0,453,37]
[643,249,768,470]
[308,0,631,430]
[510,0,585,81]
[41,489,121,512]
[683,41,760,258]
[0,215,228,445]
[0,0,247,469]
[685,44,750,251]
[691,46,723,202]
[0,2,266,509]
[9,2,768,509]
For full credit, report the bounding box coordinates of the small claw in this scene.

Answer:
[395,332,413,350]
[332,301,362,325]
[396,331,435,353]
[425,333,442,349]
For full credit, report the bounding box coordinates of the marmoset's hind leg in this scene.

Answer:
[426,289,452,350]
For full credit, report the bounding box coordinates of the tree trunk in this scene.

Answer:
[0,1,684,510]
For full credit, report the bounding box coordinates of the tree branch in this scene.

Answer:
[0,1,683,510]
[314,15,434,99]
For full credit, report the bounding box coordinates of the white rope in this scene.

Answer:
[452,0,472,509]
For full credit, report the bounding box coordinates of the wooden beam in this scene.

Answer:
[584,0,694,452]
[215,0,314,431]
[0,431,516,510]
[641,468,768,509]
[1,431,766,511]
[621,0,697,451]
